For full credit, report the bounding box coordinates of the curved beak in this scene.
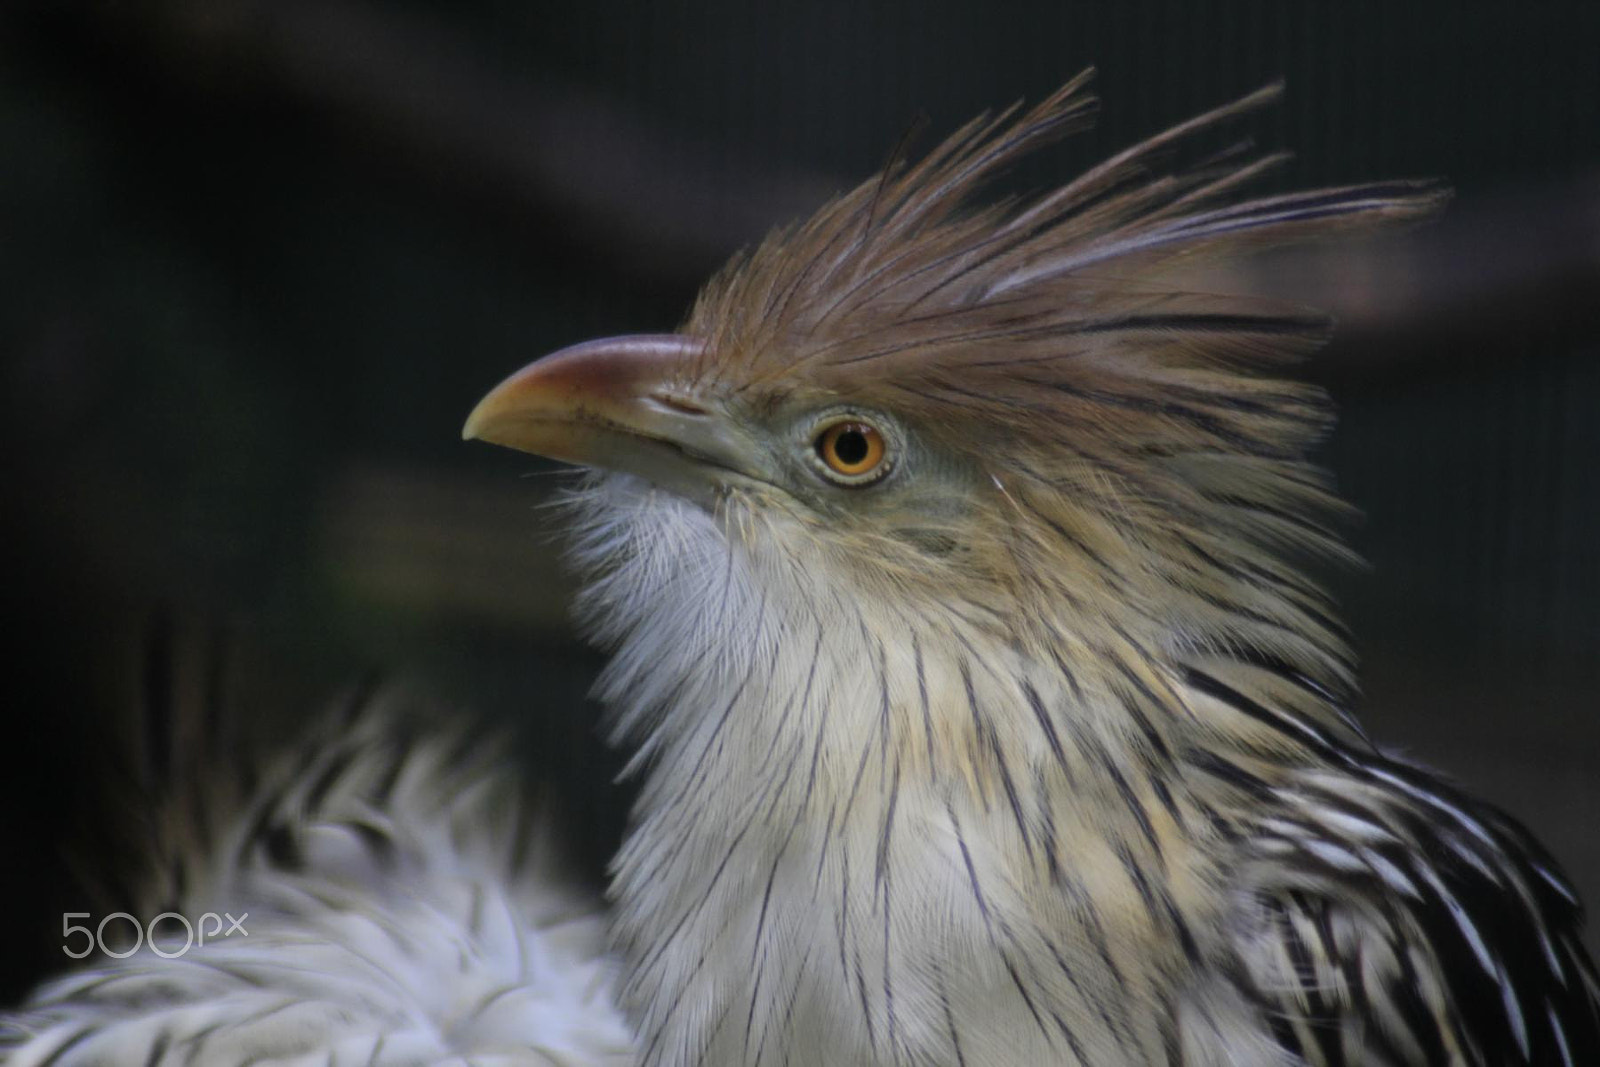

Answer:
[463,334,752,495]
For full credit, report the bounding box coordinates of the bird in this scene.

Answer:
[460,72,1600,1065]
[5,71,1597,1067]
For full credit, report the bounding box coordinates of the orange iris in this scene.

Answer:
[817,421,887,479]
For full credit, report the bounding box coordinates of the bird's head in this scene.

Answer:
[466,74,1442,726]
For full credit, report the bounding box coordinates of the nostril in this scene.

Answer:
[647,391,711,417]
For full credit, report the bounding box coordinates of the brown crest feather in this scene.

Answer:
[688,71,1442,400]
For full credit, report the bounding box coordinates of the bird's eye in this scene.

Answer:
[813,420,889,485]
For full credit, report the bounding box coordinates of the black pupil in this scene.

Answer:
[832,429,870,466]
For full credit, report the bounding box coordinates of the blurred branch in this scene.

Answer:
[12,0,838,285]
[1207,172,1600,381]
[316,462,577,633]
[8,2,1599,364]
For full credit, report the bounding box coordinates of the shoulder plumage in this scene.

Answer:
[1233,752,1600,1065]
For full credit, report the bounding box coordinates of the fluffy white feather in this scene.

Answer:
[2,702,635,1066]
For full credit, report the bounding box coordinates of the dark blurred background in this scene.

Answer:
[2,1,1597,1000]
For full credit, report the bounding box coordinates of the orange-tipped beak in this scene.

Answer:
[464,335,752,493]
